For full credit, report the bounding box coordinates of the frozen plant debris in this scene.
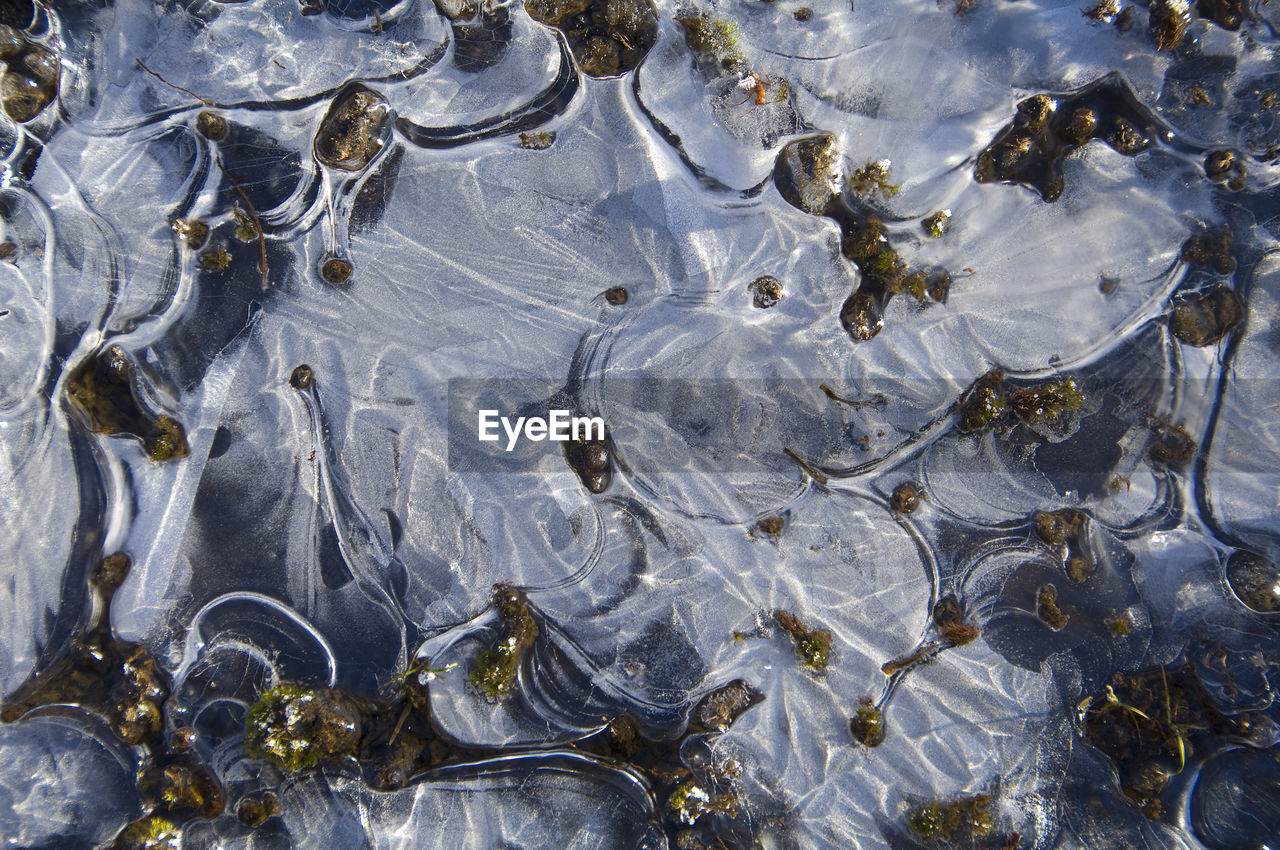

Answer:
[847,159,899,199]
[905,793,995,842]
[773,609,833,671]
[921,209,951,237]
[469,583,539,699]
[750,275,782,308]
[850,697,886,747]
[957,369,1007,433]
[66,346,190,462]
[519,131,556,150]
[526,0,658,77]
[244,684,363,771]
[689,679,765,733]
[1037,584,1070,630]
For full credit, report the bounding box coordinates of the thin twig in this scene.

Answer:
[784,448,828,486]
[214,156,270,291]
[387,704,410,747]
[134,58,213,106]
[820,384,887,408]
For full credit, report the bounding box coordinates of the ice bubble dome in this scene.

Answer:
[1,0,1278,847]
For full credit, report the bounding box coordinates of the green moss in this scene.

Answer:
[850,698,886,747]
[667,780,737,825]
[922,209,951,238]
[906,793,994,841]
[1106,612,1132,637]
[244,684,362,771]
[957,369,1007,432]
[470,584,539,699]
[1009,377,1085,429]
[773,610,833,671]
[847,160,900,199]
[111,816,181,850]
[146,416,189,462]
[675,13,743,70]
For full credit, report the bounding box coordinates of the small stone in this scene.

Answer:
[890,482,923,514]
[1170,288,1244,347]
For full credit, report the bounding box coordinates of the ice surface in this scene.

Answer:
[0,0,1278,846]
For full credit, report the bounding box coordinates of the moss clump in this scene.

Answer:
[1083,0,1120,22]
[773,134,839,215]
[146,416,188,461]
[236,791,281,828]
[847,160,900,199]
[563,425,613,493]
[470,583,539,699]
[1009,377,1085,431]
[195,110,227,140]
[244,684,362,771]
[529,0,658,77]
[111,815,181,850]
[1106,612,1132,637]
[850,697,886,747]
[906,793,994,841]
[519,130,555,150]
[142,760,224,819]
[754,515,786,536]
[1149,0,1190,51]
[1180,225,1235,273]
[289,364,315,390]
[773,609,833,671]
[321,256,354,285]
[0,38,58,123]
[957,369,1007,432]
[667,780,738,825]
[1204,149,1247,190]
[675,13,744,71]
[199,247,232,272]
[171,218,209,250]
[922,209,951,237]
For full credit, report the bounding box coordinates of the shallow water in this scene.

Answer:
[1,0,1279,846]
